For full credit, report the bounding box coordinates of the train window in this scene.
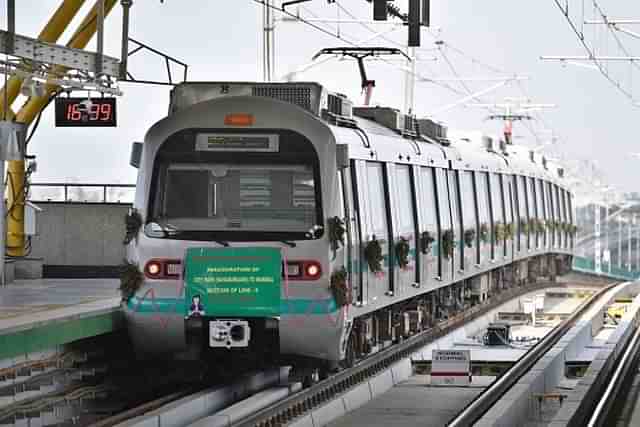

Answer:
[336,171,345,217]
[396,165,416,231]
[536,179,545,221]
[520,176,530,222]
[513,176,524,250]
[450,171,464,267]
[159,164,318,233]
[420,167,438,234]
[436,168,452,276]
[489,174,504,225]
[546,182,554,222]
[366,162,388,236]
[512,176,520,223]
[436,169,452,231]
[460,171,477,230]
[476,172,490,228]
[528,177,538,220]
[240,172,271,208]
[538,179,547,246]
[554,185,562,224]
[165,170,209,218]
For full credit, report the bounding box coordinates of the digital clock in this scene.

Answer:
[54,97,117,127]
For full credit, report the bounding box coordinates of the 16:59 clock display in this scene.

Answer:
[54,97,117,127]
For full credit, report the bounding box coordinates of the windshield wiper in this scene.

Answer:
[280,240,297,248]
[153,219,181,237]
[214,240,230,247]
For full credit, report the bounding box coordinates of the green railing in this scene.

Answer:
[573,255,640,281]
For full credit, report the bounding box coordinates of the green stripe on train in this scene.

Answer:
[126,296,339,315]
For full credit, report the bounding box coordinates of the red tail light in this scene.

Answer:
[283,260,322,281]
[144,259,182,279]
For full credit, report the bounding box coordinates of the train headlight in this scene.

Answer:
[145,260,162,277]
[144,259,182,279]
[304,261,322,279]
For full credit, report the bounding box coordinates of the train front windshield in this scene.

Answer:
[160,164,316,232]
[148,129,323,241]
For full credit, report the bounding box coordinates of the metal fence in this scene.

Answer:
[30,183,135,204]
[573,255,640,281]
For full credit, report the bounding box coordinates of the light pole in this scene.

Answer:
[618,215,623,270]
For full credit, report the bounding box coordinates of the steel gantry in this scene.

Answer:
[1,0,119,256]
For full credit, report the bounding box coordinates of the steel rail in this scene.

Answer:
[586,317,640,427]
[447,281,619,426]
[230,281,561,427]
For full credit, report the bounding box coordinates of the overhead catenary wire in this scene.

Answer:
[257,0,557,144]
[256,0,472,97]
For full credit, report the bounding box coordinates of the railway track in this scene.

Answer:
[2,276,598,427]
[447,280,619,426]
[229,280,565,427]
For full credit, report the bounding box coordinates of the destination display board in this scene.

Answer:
[184,247,281,317]
[431,349,471,386]
[195,133,279,152]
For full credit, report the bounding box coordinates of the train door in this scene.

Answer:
[448,170,464,282]
[342,164,361,303]
[359,161,392,303]
[389,164,418,295]
[435,168,453,284]
[458,171,478,275]
[417,167,439,286]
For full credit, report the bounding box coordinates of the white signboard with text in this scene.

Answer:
[431,349,471,386]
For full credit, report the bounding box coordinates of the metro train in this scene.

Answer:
[122,81,575,378]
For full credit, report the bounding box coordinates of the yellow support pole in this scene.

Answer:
[7,0,118,256]
[0,0,86,119]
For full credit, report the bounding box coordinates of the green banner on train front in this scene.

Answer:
[184,247,281,317]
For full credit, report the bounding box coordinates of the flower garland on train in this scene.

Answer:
[330,266,351,307]
[328,216,346,260]
[119,260,143,301]
[364,235,384,274]
[395,236,410,269]
[442,230,455,259]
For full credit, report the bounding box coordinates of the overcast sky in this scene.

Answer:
[5,1,640,192]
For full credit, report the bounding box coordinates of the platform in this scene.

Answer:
[0,278,122,360]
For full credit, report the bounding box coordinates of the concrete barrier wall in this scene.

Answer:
[31,203,129,268]
[476,281,639,427]
[548,281,640,426]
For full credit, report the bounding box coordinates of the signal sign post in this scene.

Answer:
[431,349,471,386]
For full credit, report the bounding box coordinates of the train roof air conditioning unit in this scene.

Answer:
[353,106,406,132]
[169,82,328,115]
[417,118,449,145]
